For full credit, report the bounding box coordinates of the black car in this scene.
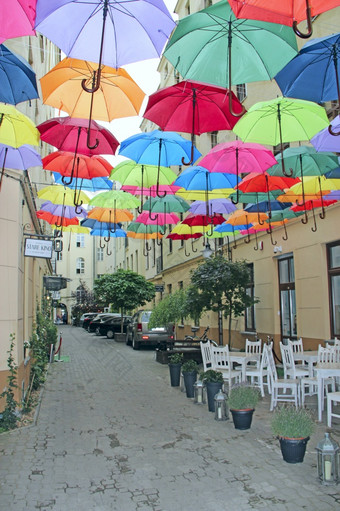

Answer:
[98,315,131,339]
[82,313,99,330]
[88,313,118,333]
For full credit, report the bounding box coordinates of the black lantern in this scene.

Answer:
[316,433,339,485]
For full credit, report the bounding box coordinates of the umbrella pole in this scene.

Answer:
[282,215,288,241]
[149,192,157,221]
[156,140,166,198]
[277,103,292,177]
[182,88,196,166]
[253,229,259,251]
[266,221,277,246]
[231,147,239,205]
[293,1,313,39]
[0,146,8,190]
[318,177,326,219]
[328,47,340,136]
[137,165,144,214]
[311,203,318,232]
[86,79,99,150]
[228,24,245,117]
[232,228,237,249]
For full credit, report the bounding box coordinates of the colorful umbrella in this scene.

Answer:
[39,200,87,219]
[51,224,90,234]
[0,44,38,105]
[36,211,80,227]
[228,0,339,37]
[233,97,329,176]
[0,103,40,148]
[268,146,339,178]
[164,0,297,93]
[189,198,236,216]
[174,166,238,192]
[182,212,225,236]
[53,172,113,192]
[37,116,119,156]
[88,189,140,209]
[43,152,112,182]
[143,80,245,164]
[0,143,42,187]
[275,33,340,119]
[237,173,300,193]
[311,116,340,151]
[88,207,133,224]
[135,211,180,227]
[35,0,175,69]
[121,184,181,197]
[0,1,36,43]
[37,185,90,206]
[81,218,121,231]
[142,195,190,218]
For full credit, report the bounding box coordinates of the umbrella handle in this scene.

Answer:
[301,210,308,224]
[311,207,317,232]
[292,3,313,39]
[81,70,101,94]
[74,201,84,215]
[266,223,277,246]
[106,244,112,256]
[229,90,245,118]
[231,188,239,205]
[244,231,251,244]
[328,124,340,136]
[181,142,195,166]
[184,243,190,257]
[99,237,105,249]
[191,239,198,253]
[104,234,110,242]
[282,221,288,241]
[253,230,259,251]
[86,124,99,150]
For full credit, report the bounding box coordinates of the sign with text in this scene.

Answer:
[154,285,164,292]
[24,238,53,259]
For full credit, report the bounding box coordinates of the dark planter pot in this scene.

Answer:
[206,381,223,412]
[114,333,127,343]
[230,409,254,430]
[279,437,310,464]
[169,363,182,387]
[183,371,197,398]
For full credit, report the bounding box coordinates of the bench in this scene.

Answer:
[155,339,202,365]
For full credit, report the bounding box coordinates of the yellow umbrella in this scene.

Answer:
[37,185,90,206]
[175,188,233,201]
[288,175,338,195]
[0,103,40,147]
[50,224,90,233]
[171,222,214,235]
[40,58,145,122]
[127,231,162,239]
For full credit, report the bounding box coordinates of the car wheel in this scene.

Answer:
[107,329,114,339]
[132,336,140,350]
[95,327,100,336]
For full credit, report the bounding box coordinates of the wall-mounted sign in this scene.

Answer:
[154,284,164,292]
[24,238,53,259]
[43,276,68,291]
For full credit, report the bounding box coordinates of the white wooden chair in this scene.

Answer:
[281,341,309,381]
[300,345,336,407]
[245,338,262,368]
[200,340,213,372]
[245,343,270,397]
[290,337,307,367]
[211,345,242,390]
[327,391,340,427]
[267,343,300,411]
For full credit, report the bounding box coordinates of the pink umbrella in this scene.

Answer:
[135,211,180,226]
[0,1,36,43]
[121,184,181,196]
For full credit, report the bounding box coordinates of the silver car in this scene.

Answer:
[126,310,174,350]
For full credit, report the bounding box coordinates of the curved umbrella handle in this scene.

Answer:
[99,237,105,249]
[292,3,313,39]
[146,241,152,252]
[229,89,245,118]
[311,206,318,232]
[266,223,277,246]
[282,221,288,241]
[86,125,99,150]
[149,210,158,221]
[244,230,251,244]
[106,244,112,256]
[301,209,308,224]
[104,234,111,243]
[181,139,195,166]
[191,239,198,253]
[231,187,239,206]
[184,243,190,257]
[253,230,259,251]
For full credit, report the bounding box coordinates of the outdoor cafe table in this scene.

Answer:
[229,352,261,381]
[314,363,340,421]
[293,350,318,377]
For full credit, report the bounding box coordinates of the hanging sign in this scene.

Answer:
[24,238,53,259]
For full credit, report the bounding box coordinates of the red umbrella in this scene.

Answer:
[182,213,225,227]
[143,80,245,165]
[37,117,119,156]
[36,211,80,228]
[237,173,300,193]
[43,151,112,182]
[229,0,339,38]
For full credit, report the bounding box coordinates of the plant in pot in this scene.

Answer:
[182,359,198,398]
[271,405,315,464]
[168,352,183,387]
[228,383,261,430]
[200,370,224,412]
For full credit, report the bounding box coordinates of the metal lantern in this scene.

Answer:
[214,389,228,421]
[194,378,206,405]
[316,433,339,485]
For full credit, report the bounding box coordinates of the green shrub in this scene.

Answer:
[0,334,18,432]
[181,359,198,373]
[168,353,184,365]
[227,383,261,410]
[199,369,224,383]
[271,405,315,439]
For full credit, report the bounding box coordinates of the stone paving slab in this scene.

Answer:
[0,326,340,511]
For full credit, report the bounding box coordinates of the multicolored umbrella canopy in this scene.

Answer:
[0,143,42,170]
[37,116,119,156]
[164,0,298,91]
[0,0,36,43]
[53,172,113,192]
[0,103,40,147]
[36,211,80,227]
[121,184,181,196]
[37,185,90,206]
[142,195,190,214]
[43,152,112,182]
[88,207,133,223]
[88,189,140,209]
[0,44,39,105]
[35,0,175,69]
[40,58,145,122]
[39,200,87,219]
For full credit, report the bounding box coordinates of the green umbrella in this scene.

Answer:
[164,0,297,115]
[233,97,329,176]
[89,189,140,209]
[142,195,190,220]
[268,146,339,178]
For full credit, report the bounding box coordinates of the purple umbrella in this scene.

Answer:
[40,200,87,219]
[189,198,236,216]
[0,143,42,188]
[311,116,340,152]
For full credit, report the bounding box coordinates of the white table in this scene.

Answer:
[229,352,261,381]
[314,363,340,421]
[294,351,318,377]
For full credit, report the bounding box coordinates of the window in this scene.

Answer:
[278,256,296,340]
[327,241,340,337]
[56,251,63,261]
[169,238,173,253]
[76,234,85,248]
[236,83,247,103]
[167,284,172,295]
[76,286,85,303]
[245,264,256,332]
[76,257,85,274]
[97,247,104,261]
[210,131,218,148]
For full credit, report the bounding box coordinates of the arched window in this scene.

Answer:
[76,257,85,274]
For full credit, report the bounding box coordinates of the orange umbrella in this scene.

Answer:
[227,209,268,226]
[88,207,133,223]
[40,57,145,124]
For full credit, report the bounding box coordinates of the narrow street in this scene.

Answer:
[0,326,339,511]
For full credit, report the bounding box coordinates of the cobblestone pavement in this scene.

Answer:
[0,326,340,511]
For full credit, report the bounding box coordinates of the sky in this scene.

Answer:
[108,0,178,165]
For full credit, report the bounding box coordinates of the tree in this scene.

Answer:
[94,270,156,332]
[148,289,189,329]
[187,254,258,347]
[71,280,103,325]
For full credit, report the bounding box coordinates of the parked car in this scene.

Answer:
[80,312,98,328]
[88,313,118,333]
[98,315,132,339]
[126,310,174,350]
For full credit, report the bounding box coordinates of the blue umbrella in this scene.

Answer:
[0,44,38,105]
[174,166,238,190]
[81,218,122,231]
[245,201,292,213]
[53,172,113,191]
[90,228,126,237]
[275,33,340,131]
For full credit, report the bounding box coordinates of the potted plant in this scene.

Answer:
[168,352,183,387]
[200,370,224,412]
[181,359,198,398]
[271,405,315,464]
[228,383,261,430]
